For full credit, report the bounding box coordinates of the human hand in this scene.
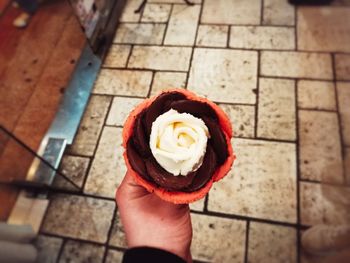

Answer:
[116,171,193,262]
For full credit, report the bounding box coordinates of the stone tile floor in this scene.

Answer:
[39,0,350,262]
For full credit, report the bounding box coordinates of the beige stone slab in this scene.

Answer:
[208,139,297,223]
[41,194,115,243]
[335,54,350,81]
[299,110,343,183]
[258,78,296,140]
[298,80,336,111]
[219,104,255,138]
[297,7,350,52]
[261,51,333,79]
[84,127,125,198]
[35,235,63,263]
[128,46,192,71]
[248,222,297,263]
[106,97,143,126]
[109,212,127,248]
[337,82,350,146]
[196,25,228,47]
[103,45,131,68]
[149,0,201,3]
[141,4,171,23]
[93,69,152,97]
[300,182,350,225]
[150,72,187,96]
[345,147,350,185]
[105,249,124,263]
[201,0,261,25]
[188,48,258,104]
[230,26,295,50]
[164,4,200,46]
[120,0,143,22]
[114,23,166,45]
[190,197,205,212]
[263,0,295,26]
[191,213,246,263]
[68,95,111,156]
[59,241,105,263]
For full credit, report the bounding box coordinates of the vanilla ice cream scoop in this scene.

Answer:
[149,109,210,176]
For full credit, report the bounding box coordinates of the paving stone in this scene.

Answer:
[191,213,246,263]
[190,197,205,212]
[188,48,257,104]
[114,23,166,45]
[196,25,228,47]
[84,127,125,198]
[248,222,297,263]
[35,235,63,263]
[345,147,350,185]
[261,51,333,79]
[335,54,350,80]
[68,95,111,156]
[298,7,350,52]
[93,69,152,97]
[299,110,343,183]
[258,78,296,140]
[300,182,350,225]
[208,138,297,223]
[41,194,115,243]
[164,4,200,46]
[120,0,143,22]
[149,0,201,3]
[128,46,192,71]
[337,82,350,146]
[230,26,295,50]
[54,155,90,190]
[103,45,131,68]
[219,104,255,138]
[298,80,336,111]
[141,4,171,22]
[201,0,261,25]
[106,97,143,126]
[109,212,127,248]
[59,241,105,263]
[150,72,187,96]
[105,249,124,263]
[263,0,295,26]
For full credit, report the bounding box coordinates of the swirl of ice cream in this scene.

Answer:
[149,109,210,176]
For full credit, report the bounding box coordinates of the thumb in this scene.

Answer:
[116,170,149,203]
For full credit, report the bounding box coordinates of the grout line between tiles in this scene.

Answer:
[260,0,264,25]
[226,25,230,48]
[203,193,209,212]
[244,220,250,263]
[125,44,134,68]
[147,71,156,97]
[55,239,66,263]
[102,206,118,263]
[295,4,298,51]
[295,79,301,263]
[254,51,261,138]
[162,4,173,45]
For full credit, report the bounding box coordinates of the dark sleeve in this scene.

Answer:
[122,247,186,263]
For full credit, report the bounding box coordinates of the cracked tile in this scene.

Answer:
[196,25,228,47]
[164,4,200,46]
[261,51,333,79]
[188,48,257,104]
[230,26,295,50]
[300,182,350,225]
[103,45,131,68]
[141,4,171,22]
[191,214,246,263]
[263,0,295,26]
[258,78,296,141]
[150,72,187,96]
[335,54,350,80]
[84,127,125,198]
[201,0,261,25]
[298,80,336,111]
[298,7,350,52]
[337,82,350,146]
[114,23,166,45]
[59,241,105,263]
[105,249,124,263]
[93,69,152,97]
[248,222,297,263]
[299,110,343,183]
[36,235,63,263]
[41,194,115,243]
[109,212,127,248]
[68,95,111,156]
[219,104,255,138]
[208,139,297,223]
[128,46,192,71]
[106,97,143,126]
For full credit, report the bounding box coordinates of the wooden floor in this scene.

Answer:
[0,0,86,220]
